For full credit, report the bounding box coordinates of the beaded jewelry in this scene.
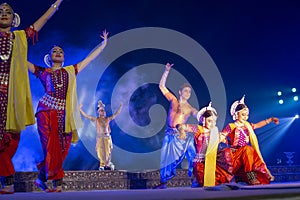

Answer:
[53,69,63,88]
[0,32,13,62]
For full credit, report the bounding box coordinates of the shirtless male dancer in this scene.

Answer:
[154,63,198,189]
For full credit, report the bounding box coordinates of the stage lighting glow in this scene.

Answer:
[293,96,298,101]
[292,88,297,93]
[278,99,284,104]
[295,114,299,119]
[277,91,282,96]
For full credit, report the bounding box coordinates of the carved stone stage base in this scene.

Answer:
[12,169,190,192]
[2,165,300,192]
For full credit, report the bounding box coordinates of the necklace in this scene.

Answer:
[234,121,245,127]
[0,73,8,85]
[0,32,13,62]
[53,69,63,88]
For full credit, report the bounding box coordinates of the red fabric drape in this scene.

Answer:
[0,133,20,176]
[36,110,71,181]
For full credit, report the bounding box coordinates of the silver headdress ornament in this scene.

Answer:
[43,54,52,68]
[197,101,217,123]
[97,100,105,111]
[12,13,20,28]
[230,95,247,120]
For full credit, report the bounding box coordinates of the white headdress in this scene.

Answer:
[230,95,248,120]
[197,102,217,123]
[97,100,105,111]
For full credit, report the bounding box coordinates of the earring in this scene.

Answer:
[43,54,52,68]
[234,113,238,120]
[12,13,20,28]
[202,118,205,126]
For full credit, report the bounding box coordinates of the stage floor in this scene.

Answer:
[2,183,300,200]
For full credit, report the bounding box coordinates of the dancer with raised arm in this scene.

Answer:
[27,30,109,192]
[0,0,63,194]
[153,63,198,189]
[79,100,122,171]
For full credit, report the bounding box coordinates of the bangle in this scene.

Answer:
[265,119,269,124]
[51,4,59,10]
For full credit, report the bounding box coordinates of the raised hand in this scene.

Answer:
[77,29,109,73]
[272,117,279,125]
[165,63,174,71]
[101,29,109,47]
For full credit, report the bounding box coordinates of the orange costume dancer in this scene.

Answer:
[79,100,122,170]
[177,102,233,187]
[221,95,279,185]
[27,30,108,192]
[0,0,63,194]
